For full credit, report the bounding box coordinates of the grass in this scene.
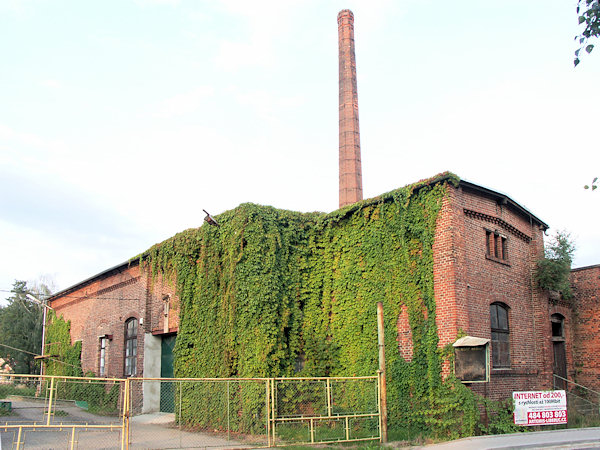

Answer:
[0,384,36,399]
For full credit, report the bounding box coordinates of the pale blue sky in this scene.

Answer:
[1,0,598,302]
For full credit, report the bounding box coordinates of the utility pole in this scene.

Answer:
[377,301,388,442]
[26,293,53,377]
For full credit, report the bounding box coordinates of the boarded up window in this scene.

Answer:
[453,336,489,382]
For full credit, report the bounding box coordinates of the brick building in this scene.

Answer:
[570,265,600,391]
[47,261,179,412]
[46,176,585,402]
[45,9,596,413]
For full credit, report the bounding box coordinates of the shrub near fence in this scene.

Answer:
[151,378,269,434]
[272,377,380,446]
[127,376,380,448]
[51,377,122,416]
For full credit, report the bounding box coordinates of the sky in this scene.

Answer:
[1,0,599,304]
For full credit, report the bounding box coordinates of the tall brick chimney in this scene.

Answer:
[338,9,363,208]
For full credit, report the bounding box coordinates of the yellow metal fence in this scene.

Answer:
[0,374,126,449]
[1,374,381,449]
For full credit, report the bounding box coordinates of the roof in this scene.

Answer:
[571,264,600,273]
[459,179,548,230]
[47,259,137,304]
[46,174,548,302]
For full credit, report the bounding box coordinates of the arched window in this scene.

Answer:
[124,318,138,376]
[490,303,510,368]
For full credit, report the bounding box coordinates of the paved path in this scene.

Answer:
[410,427,600,449]
[1,399,256,449]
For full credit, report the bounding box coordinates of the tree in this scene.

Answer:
[584,176,598,190]
[0,280,52,374]
[535,231,576,300]
[575,0,600,66]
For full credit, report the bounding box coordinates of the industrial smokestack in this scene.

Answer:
[338,9,363,208]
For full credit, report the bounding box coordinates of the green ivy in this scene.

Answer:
[44,313,120,414]
[44,311,83,378]
[139,172,483,437]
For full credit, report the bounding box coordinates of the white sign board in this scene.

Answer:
[513,390,567,426]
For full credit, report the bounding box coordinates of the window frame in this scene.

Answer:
[490,302,511,368]
[124,318,138,377]
[485,229,509,263]
[551,314,565,342]
[99,336,108,376]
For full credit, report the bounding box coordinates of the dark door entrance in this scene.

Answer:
[160,335,176,412]
[553,341,567,389]
[551,314,567,390]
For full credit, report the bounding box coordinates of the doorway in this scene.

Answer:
[551,314,567,390]
[160,335,176,412]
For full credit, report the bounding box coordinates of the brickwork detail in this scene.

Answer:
[463,209,531,242]
[570,265,600,392]
[48,262,179,378]
[432,185,561,400]
[397,304,413,361]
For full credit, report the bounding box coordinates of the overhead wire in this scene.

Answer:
[0,342,81,369]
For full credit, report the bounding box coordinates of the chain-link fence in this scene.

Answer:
[0,374,125,448]
[1,374,381,448]
[126,376,381,448]
[553,375,600,428]
[271,376,381,446]
[127,377,270,449]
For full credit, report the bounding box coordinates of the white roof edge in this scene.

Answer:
[453,336,490,347]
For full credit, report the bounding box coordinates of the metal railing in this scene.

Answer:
[0,374,126,449]
[1,373,381,448]
[553,374,600,426]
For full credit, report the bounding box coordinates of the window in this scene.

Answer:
[453,336,490,383]
[99,337,107,376]
[490,303,510,368]
[551,314,565,340]
[486,229,508,261]
[124,318,138,376]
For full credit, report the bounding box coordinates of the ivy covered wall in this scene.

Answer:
[143,172,478,435]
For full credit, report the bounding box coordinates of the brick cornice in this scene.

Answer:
[94,277,140,297]
[463,209,531,243]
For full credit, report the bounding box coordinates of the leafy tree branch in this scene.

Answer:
[575,0,600,66]
[535,231,575,299]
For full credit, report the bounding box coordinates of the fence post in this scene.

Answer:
[326,378,332,417]
[69,425,76,450]
[121,378,130,450]
[227,380,230,441]
[271,379,276,446]
[266,379,271,447]
[46,376,55,426]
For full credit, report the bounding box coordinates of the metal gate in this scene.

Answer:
[1,374,381,448]
[0,374,126,449]
[127,375,381,448]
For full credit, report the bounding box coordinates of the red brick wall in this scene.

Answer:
[431,183,566,400]
[49,262,179,378]
[570,265,600,391]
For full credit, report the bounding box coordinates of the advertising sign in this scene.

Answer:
[513,390,567,426]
